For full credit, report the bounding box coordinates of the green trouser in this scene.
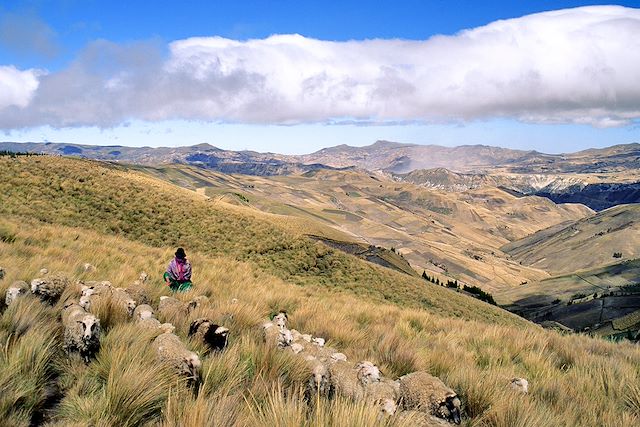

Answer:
[163,272,193,292]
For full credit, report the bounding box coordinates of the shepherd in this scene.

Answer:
[164,248,193,292]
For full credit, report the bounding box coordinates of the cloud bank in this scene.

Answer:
[0,5,639,129]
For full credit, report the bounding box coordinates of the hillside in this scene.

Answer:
[1,156,640,426]
[398,168,640,211]
[0,155,518,322]
[130,164,592,294]
[502,204,640,274]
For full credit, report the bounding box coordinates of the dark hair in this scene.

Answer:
[175,247,186,259]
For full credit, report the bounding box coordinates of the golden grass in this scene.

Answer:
[0,219,639,425]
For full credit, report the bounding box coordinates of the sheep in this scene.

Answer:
[158,296,187,319]
[187,295,209,313]
[398,371,461,425]
[83,263,96,273]
[133,304,155,321]
[138,317,162,331]
[331,352,348,362]
[79,294,92,310]
[188,318,229,352]
[62,302,101,363]
[31,273,70,303]
[139,272,148,283]
[112,288,137,316]
[263,322,293,348]
[328,360,366,401]
[305,358,332,398]
[312,337,325,347]
[273,311,288,329]
[39,268,48,275]
[86,285,135,316]
[364,378,400,416]
[5,281,29,306]
[124,285,151,306]
[61,301,85,323]
[152,332,201,386]
[356,361,380,385]
[511,377,529,394]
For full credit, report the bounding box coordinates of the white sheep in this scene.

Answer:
[364,378,400,416]
[112,288,136,316]
[398,371,462,424]
[31,273,70,303]
[39,268,48,275]
[273,311,288,329]
[158,296,187,320]
[83,263,96,273]
[133,304,155,321]
[124,286,151,306]
[312,337,325,347]
[331,352,348,362]
[139,272,148,283]
[152,332,201,386]
[62,302,101,363]
[356,361,381,385]
[328,360,366,401]
[263,322,293,348]
[85,284,135,317]
[511,377,529,394]
[5,281,29,306]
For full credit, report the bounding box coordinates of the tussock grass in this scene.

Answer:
[1,220,639,425]
[55,324,177,426]
[0,298,63,425]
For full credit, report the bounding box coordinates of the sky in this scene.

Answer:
[0,0,639,154]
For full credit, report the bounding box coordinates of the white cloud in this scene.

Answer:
[0,65,41,109]
[0,5,639,129]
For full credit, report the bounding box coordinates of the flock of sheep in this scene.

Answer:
[3,271,229,389]
[2,269,529,426]
[264,311,468,425]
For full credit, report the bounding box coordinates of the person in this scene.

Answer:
[164,248,193,292]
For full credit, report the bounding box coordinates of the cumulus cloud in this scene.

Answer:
[0,65,42,109]
[0,5,639,129]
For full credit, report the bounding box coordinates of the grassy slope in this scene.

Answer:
[0,156,521,325]
[1,219,640,426]
[132,164,592,293]
[502,204,640,274]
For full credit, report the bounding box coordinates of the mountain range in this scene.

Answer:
[3,140,640,210]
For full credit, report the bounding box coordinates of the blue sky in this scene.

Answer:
[1,1,639,153]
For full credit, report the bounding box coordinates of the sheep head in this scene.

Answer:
[272,311,288,329]
[79,315,100,342]
[437,393,461,425]
[356,361,380,385]
[5,286,27,306]
[30,278,46,294]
